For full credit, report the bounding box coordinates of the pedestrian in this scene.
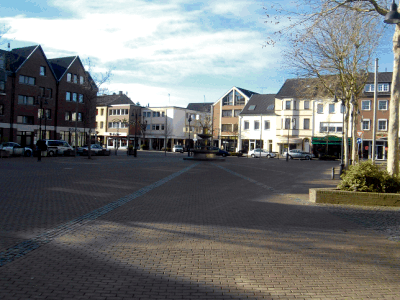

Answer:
[36,139,47,162]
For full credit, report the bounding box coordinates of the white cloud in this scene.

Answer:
[0,0,284,106]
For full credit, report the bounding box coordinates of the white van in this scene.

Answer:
[45,140,73,156]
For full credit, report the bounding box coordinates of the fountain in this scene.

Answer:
[183,127,225,161]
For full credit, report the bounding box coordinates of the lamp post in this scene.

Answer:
[36,96,48,140]
[187,115,192,157]
[333,95,347,175]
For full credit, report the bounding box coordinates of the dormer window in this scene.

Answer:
[378,83,389,92]
[248,105,256,110]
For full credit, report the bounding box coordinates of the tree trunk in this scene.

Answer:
[344,108,350,168]
[388,26,400,176]
[351,112,358,164]
[88,128,92,159]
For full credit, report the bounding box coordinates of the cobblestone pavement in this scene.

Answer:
[0,153,399,299]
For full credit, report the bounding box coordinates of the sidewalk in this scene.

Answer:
[0,154,399,299]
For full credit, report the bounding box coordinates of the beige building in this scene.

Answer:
[212,87,258,151]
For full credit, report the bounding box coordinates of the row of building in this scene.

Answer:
[0,45,393,159]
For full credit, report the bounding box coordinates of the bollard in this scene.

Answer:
[331,167,335,180]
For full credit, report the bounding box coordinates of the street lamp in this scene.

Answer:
[36,96,48,140]
[333,94,350,175]
[385,0,400,24]
[187,115,192,157]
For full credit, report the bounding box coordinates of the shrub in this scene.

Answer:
[338,160,400,193]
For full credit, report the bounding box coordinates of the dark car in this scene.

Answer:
[208,146,230,157]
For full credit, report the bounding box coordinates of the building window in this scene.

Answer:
[362,119,371,130]
[72,112,77,121]
[361,100,371,110]
[378,83,389,92]
[221,124,232,132]
[222,110,232,117]
[73,74,78,84]
[329,103,335,114]
[78,113,83,122]
[40,66,46,76]
[18,95,34,105]
[67,73,72,82]
[234,109,241,117]
[320,122,342,133]
[80,76,84,85]
[101,109,104,116]
[161,124,165,130]
[0,80,4,93]
[364,84,374,92]
[244,121,249,130]
[222,91,234,106]
[17,116,34,124]
[39,87,45,97]
[378,119,387,131]
[378,100,388,110]
[304,101,310,110]
[45,109,51,120]
[304,118,310,129]
[284,118,291,129]
[153,112,156,117]
[66,92,71,101]
[264,120,270,130]
[79,94,84,103]
[285,100,291,110]
[73,93,77,102]
[317,104,323,114]
[234,91,245,106]
[19,75,35,85]
[254,121,260,130]
[0,104,3,115]
[47,88,52,98]
[65,112,70,121]
[100,121,104,129]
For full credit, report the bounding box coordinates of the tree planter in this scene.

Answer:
[309,188,400,207]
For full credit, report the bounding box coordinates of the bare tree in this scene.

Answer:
[163,113,174,156]
[283,9,380,168]
[80,58,113,159]
[265,0,399,175]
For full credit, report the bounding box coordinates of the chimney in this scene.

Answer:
[119,91,123,95]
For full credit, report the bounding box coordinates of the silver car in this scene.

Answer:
[0,142,33,157]
[283,149,315,160]
[248,148,276,158]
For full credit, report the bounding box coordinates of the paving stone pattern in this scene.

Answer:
[0,153,399,299]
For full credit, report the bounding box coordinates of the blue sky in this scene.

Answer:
[0,0,396,107]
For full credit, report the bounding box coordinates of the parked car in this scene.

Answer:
[44,140,73,156]
[172,145,184,153]
[78,144,110,156]
[283,149,315,160]
[248,148,276,158]
[207,146,230,157]
[0,142,33,157]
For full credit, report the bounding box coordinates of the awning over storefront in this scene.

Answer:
[312,136,351,145]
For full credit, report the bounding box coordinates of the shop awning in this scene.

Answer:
[312,136,350,145]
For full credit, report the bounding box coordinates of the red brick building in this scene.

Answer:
[0,45,97,148]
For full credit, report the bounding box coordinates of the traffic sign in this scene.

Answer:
[357,131,363,137]
[357,138,362,144]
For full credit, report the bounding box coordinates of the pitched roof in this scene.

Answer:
[96,93,135,106]
[186,102,213,113]
[0,45,38,72]
[239,94,276,116]
[277,72,394,99]
[236,87,258,98]
[48,56,76,80]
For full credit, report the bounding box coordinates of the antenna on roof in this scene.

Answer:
[8,43,10,51]
[168,93,170,103]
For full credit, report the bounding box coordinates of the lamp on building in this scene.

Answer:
[188,115,192,157]
[385,0,400,24]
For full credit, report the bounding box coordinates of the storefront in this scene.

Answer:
[311,136,350,158]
